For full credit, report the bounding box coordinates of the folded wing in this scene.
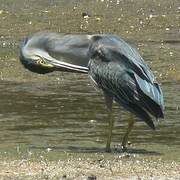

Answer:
[88,36,164,129]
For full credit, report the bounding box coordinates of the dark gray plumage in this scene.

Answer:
[88,35,164,129]
[20,32,90,74]
[19,32,164,152]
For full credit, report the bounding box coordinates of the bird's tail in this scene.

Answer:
[134,74,164,119]
[127,103,155,129]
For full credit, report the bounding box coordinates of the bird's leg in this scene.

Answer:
[104,93,113,152]
[106,110,113,152]
[121,116,135,152]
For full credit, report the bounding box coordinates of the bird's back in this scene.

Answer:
[20,32,92,67]
[88,35,164,129]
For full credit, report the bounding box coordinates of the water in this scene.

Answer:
[0,0,179,161]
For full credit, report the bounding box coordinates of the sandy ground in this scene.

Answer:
[0,1,179,179]
[0,153,179,180]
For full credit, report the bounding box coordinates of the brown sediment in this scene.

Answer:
[0,155,179,179]
[0,1,179,179]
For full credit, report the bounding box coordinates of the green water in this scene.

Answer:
[0,0,179,161]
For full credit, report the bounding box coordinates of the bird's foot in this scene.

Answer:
[121,141,132,152]
[121,145,127,152]
[114,141,132,152]
[105,147,112,153]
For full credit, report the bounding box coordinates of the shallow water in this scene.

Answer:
[0,0,179,161]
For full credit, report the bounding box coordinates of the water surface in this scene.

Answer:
[0,0,179,161]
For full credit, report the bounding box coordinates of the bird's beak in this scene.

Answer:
[44,57,89,74]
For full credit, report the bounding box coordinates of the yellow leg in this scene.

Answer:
[104,93,113,152]
[121,117,135,151]
[106,111,114,152]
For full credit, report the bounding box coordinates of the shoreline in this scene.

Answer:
[0,152,179,179]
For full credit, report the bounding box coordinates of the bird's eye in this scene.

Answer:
[36,57,54,68]
[37,57,52,66]
[37,58,45,65]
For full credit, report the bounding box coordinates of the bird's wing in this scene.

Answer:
[89,36,164,110]
[89,57,156,129]
[91,36,155,83]
[88,36,164,127]
[112,36,164,112]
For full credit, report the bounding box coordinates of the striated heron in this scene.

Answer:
[20,32,164,152]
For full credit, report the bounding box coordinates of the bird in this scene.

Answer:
[19,32,90,74]
[20,32,164,152]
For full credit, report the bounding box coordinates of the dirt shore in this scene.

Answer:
[0,0,179,179]
[0,153,179,180]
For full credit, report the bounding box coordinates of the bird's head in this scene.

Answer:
[19,35,89,74]
[19,37,55,74]
[20,47,88,74]
[20,52,56,74]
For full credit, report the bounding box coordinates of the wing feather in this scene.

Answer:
[88,35,164,128]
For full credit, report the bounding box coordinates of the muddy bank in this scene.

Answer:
[0,1,179,179]
[0,154,179,180]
